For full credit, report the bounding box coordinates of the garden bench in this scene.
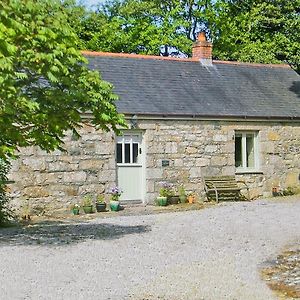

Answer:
[204,175,249,203]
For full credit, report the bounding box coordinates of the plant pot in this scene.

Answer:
[187,195,194,204]
[168,196,179,205]
[110,200,120,211]
[179,195,186,203]
[156,196,168,206]
[96,202,107,212]
[83,205,93,214]
[72,208,80,215]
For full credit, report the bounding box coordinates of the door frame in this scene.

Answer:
[116,130,146,203]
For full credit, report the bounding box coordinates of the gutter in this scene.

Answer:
[121,113,300,123]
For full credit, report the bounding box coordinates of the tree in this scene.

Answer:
[212,0,300,72]
[72,0,299,72]
[74,0,213,56]
[0,0,126,162]
[0,0,126,225]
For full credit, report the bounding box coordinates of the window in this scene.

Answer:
[116,134,141,165]
[235,131,259,172]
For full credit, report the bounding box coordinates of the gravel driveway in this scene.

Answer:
[1,197,299,300]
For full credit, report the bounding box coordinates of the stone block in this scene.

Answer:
[23,186,49,198]
[186,146,198,154]
[47,185,79,197]
[211,156,227,166]
[189,167,202,178]
[165,142,177,153]
[94,143,112,155]
[19,146,36,156]
[79,160,103,170]
[147,168,163,179]
[48,161,76,172]
[267,131,280,141]
[221,166,236,175]
[285,172,299,187]
[63,171,86,183]
[22,158,46,171]
[205,145,218,153]
[213,134,228,142]
[223,143,234,153]
[174,159,184,167]
[78,184,105,195]
[98,171,116,182]
[35,172,62,184]
[195,158,209,167]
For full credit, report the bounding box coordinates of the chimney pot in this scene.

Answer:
[192,31,212,66]
[197,32,207,42]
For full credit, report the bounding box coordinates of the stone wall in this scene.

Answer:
[9,125,116,213]
[8,119,300,212]
[141,119,300,202]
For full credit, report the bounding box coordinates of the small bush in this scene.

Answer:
[0,160,14,226]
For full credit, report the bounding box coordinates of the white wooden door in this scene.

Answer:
[116,133,143,202]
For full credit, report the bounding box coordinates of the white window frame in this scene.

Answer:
[235,131,260,173]
[116,133,142,166]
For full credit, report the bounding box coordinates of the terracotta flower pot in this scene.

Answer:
[187,195,194,204]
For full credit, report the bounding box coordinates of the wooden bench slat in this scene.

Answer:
[204,175,249,202]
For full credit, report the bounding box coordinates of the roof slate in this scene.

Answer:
[85,53,300,119]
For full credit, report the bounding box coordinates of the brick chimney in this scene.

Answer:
[192,32,212,66]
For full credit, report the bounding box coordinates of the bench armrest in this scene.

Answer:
[237,180,250,200]
[204,181,219,203]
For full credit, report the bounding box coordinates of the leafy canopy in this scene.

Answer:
[71,0,300,72]
[0,0,126,161]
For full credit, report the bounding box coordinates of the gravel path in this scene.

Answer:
[0,197,300,300]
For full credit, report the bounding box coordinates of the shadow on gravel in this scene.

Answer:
[0,222,151,247]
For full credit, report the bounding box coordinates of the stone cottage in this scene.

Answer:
[9,33,300,211]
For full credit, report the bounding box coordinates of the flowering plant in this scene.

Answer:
[72,203,80,209]
[82,195,93,206]
[96,195,105,203]
[109,186,123,201]
[159,182,174,197]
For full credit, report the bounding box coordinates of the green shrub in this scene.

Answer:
[0,160,14,226]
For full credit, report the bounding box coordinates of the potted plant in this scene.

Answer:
[156,182,171,206]
[109,186,122,211]
[82,195,93,214]
[71,203,80,215]
[178,186,186,203]
[95,195,107,212]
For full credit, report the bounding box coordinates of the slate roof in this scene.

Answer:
[84,52,300,119]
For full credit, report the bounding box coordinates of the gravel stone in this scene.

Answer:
[0,197,300,299]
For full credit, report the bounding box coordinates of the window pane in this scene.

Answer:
[132,143,138,163]
[246,134,254,168]
[116,144,122,163]
[125,143,130,163]
[235,135,242,167]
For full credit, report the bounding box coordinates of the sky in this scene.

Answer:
[78,0,105,10]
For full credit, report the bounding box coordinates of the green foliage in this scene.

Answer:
[71,0,299,72]
[0,160,14,226]
[211,0,300,72]
[178,185,186,197]
[96,195,105,203]
[0,0,126,162]
[82,195,93,206]
[73,0,212,56]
